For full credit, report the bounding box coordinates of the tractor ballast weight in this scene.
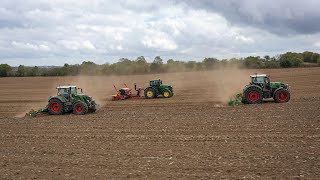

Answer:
[242,74,290,104]
[144,79,174,99]
[47,86,98,115]
[112,83,143,101]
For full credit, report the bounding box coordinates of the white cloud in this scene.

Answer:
[0,0,319,66]
[58,40,96,50]
[11,41,50,51]
[142,30,177,50]
[314,42,320,47]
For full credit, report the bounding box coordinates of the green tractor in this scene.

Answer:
[48,86,98,115]
[144,79,174,99]
[242,74,290,104]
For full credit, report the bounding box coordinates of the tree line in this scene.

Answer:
[0,51,319,77]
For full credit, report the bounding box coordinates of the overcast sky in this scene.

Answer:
[1,0,320,66]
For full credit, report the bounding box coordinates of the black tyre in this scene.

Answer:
[48,99,64,115]
[89,101,97,113]
[274,89,290,103]
[73,101,88,115]
[243,86,263,104]
[162,89,173,98]
[144,88,156,99]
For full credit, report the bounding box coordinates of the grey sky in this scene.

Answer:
[0,0,319,66]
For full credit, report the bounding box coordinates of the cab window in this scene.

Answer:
[70,87,77,94]
[58,88,69,95]
[252,77,265,83]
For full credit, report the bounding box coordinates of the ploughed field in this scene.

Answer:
[0,67,319,179]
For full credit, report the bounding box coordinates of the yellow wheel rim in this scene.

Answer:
[163,91,170,97]
[146,91,153,97]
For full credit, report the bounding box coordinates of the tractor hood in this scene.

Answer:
[162,84,172,87]
[270,82,288,89]
[161,84,173,89]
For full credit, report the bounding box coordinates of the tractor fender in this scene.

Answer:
[273,87,286,98]
[243,85,262,92]
[48,96,66,103]
[144,87,156,92]
[160,88,170,94]
[243,85,262,97]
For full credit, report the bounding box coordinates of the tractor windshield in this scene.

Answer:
[57,88,69,95]
[57,87,77,95]
[252,77,265,83]
[70,87,77,94]
[150,80,161,86]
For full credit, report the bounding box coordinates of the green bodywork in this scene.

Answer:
[145,79,174,97]
[48,86,97,112]
[27,86,97,117]
[243,75,289,99]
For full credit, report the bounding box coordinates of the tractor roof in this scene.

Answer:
[250,74,268,78]
[56,86,77,89]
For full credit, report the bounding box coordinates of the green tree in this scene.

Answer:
[0,64,12,77]
[150,56,163,73]
[279,52,303,68]
[28,66,39,76]
[311,53,320,63]
[80,61,99,75]
[302,51,313,63]
[243,56,264,69]
[167,59,174,64]
[203,58,218,70]
[185,61,196,71]
[135,56,149,74]
[16,65,28,77]
[265,60,280,68]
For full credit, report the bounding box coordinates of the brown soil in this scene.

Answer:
[0,67,320,179]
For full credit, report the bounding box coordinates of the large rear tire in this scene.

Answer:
[274,89,290,103]
[144,88,156,99]
[49,99,64,115]
[73,101,88,115]
[243,86,263,104]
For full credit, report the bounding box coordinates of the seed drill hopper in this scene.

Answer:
[111,83,143,101]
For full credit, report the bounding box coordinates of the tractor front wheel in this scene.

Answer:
[162,89,173,98]
[243,86,263,104]
[144,88,156,99]
[49,99,64,115]
[274,89,290,103]
[73,101,88,115]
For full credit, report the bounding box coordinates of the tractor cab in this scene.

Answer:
[250,74,270,90]
[56,86,83,101]
[150,79,162,87]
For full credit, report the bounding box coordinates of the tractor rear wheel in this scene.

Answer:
[274,89,290,103]
[49,99,64,115]
[162,89,173,98]
[144,88,155,99]
[243,86,263,104]
[73,101,88,115]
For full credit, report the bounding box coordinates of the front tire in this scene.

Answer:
[73,101,88,115]
[49,99,64,115]
[274,89,290,103]
[162,89,173,98]
[243,86,263,104]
